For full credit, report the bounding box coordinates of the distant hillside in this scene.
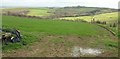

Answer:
[53,6,118,17]
[1,6,118,18]
[27,8,53,16]
[60,12,118,23]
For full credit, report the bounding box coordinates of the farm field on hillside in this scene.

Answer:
[1,8,54,17]
[27,8,54,16]
[2,16,118,57]
[1,7,117,17]
[60,12,119,36]
[1,0,119,57]
[60,12,118,23]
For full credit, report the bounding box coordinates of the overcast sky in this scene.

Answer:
[1,0,120,9]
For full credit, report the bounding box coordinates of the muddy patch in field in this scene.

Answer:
[71,46,103,57]
[3,35,116,57]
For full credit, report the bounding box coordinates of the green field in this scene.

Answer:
[60,12,118,36]
[3,16,107,36]
[5,15,117,39]
[2,15,118,56]
[27,8,53,16]
[2,7,117,18]
[60,12,118,23]
[1,5,119,57]
[1,8,54,17]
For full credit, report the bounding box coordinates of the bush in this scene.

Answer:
[95,20,101,24]
[113,23,117,27]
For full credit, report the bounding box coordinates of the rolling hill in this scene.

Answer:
[1,6,118,18]
[2,16,117,57]
[60,12,118,23]
[1,6,119,57]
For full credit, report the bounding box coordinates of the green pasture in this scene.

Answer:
[60,12,118,23]
[27,8,53,16]
[2,15,115,51]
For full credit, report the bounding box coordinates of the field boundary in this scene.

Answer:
[97,24,116,36]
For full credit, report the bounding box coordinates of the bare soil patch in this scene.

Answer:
[2,34,118,57]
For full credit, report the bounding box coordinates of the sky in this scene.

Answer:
[1,0,120,9]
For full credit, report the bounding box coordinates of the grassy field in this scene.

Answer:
[60,12,119,36]
[27,8,54,16]
[3,16,107,36]
[1,8,54,17]
[60,12,118,23]
[1,7,117,17]
[2,15,118,57]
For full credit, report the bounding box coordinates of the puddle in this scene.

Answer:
[71,46,103,57]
